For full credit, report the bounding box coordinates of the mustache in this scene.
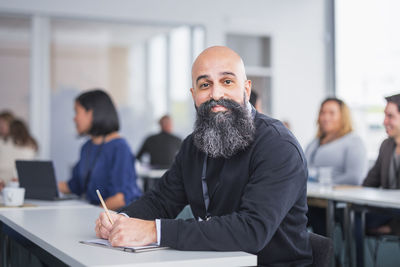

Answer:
[197,98,243,115]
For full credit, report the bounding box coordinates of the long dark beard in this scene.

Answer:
[193,98,255,158]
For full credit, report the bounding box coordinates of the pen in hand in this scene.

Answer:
[96,189,114,225]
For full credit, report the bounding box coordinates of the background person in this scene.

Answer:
[95,46,312,266]
[0,110,14,140]
[249,90,262,112]
[362,93,400,235]
[305,97,367,185]
[0,119,37,190]
[305,97,367,236]
[136,115,182,169]
[58,89,141,211]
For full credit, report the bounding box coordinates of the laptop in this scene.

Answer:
[16,160,77,201]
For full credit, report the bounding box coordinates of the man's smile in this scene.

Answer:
[211,105,228,112]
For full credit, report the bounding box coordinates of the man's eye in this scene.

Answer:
[200,83,209,88]
[224,80,232,85]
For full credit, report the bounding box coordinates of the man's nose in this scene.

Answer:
[210,85,224,101]
[383,117,389,126]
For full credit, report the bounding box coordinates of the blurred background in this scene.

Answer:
[0,0,399,181]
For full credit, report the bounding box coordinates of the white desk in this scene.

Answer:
[308,183,400,209]
[307,182,400,267]
[137,169,168,179]
[0,207,256,266]
[0,198,92,210]
[136,167,168,192]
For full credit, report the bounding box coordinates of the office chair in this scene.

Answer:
[309,232,334,267]
[366,234,400,267]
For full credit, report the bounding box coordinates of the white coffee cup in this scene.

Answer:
[7,180,20,188]
[3,187,25,206]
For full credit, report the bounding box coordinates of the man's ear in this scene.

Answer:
[244,80,252,101]
[190,87,195,100]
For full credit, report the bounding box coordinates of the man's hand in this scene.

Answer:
[95,212,123,239]
[58,181,71,194]
[95,212,157,247]
[109,217,157,247]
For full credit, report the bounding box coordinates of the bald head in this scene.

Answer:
[191,46,247,87]
[190,46,251,109]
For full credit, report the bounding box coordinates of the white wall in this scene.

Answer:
[0,0,327,147]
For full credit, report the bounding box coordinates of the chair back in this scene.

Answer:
[309,232,334,267]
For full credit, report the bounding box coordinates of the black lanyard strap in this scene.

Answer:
[201,154,210,219]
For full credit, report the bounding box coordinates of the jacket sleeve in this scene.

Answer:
[363,140,385,187]
[120,147,188,220]
[160,139,307,254]
[136,138,148,161]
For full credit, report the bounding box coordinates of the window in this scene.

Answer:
[0,15,31,122]
[49,19,204,179]
[335,0,400,159]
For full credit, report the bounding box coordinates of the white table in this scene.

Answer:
[0,198,92,210]
[307,182,400,266]
[0,207,257,266]
[308,183,400,209]
[136,167,168,192]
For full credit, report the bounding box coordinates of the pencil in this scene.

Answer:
[96,189,114,225]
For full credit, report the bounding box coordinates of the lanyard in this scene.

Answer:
[83,136,106,193]
[201,154,211,220]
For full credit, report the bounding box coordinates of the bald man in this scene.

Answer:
[95,46,312,266]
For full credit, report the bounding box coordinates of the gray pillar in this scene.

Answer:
[30,15,51,159]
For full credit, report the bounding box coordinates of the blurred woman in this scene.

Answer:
[58,89,141,210]
[305,97,367,185]
[305,97,368,236]
[0,111,14,140]
[0,119,37,190]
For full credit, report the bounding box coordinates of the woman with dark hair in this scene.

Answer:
[0,118,37,190]
[58,89,141,210]
[305,97,368,235]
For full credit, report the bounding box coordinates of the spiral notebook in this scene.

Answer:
[80,238,168,253]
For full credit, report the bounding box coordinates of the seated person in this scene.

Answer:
[0,119,37,190]
[362,93,400,235]
[305,97,367,235]
[95,46,312,266]
[58,89,142,211]
[0,110,14,141]
[249,90,262,112]
[137,115,182,169]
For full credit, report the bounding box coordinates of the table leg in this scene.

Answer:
[0,221,8,267]
[344,203,352,267]
[326,200,335,238]
[360,210,365,267]
[326,200,335,267]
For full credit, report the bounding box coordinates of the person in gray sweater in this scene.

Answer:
[305,97,368,235]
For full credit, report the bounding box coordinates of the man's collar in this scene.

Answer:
[246,101,256,119]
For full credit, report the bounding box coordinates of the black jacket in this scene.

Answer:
[122,112,312,266]
[137,131,182,169]
[363,137,396,188]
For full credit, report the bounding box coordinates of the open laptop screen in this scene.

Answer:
[16,160,60,200]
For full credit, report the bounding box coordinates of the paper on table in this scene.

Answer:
[80,238,167,253]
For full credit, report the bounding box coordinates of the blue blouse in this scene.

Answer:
[68,138,142,205]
